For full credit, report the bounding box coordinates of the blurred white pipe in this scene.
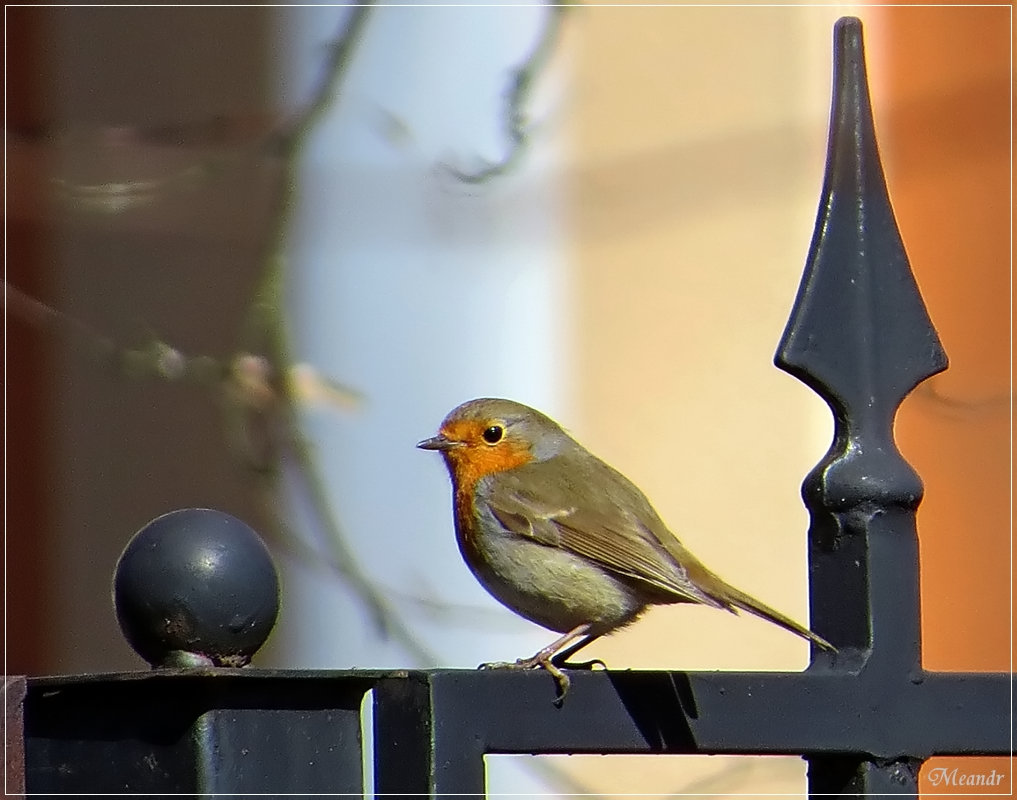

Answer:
[272,4,572,685]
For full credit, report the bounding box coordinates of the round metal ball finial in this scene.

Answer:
[113,508,280,668]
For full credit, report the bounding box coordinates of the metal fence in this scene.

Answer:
[5,17,1011,799]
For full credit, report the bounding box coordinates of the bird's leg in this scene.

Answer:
[479,623,593,704]
[480,623,592,670]
[550,633,605,670]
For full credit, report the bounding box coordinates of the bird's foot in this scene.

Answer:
[478,659,526,670]
[478,624,597,706]
[478,655,571,706]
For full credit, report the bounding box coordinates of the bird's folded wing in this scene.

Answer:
[484,473,723,609]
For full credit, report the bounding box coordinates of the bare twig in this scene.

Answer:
[232,5,465,666]
[270,4,375,159]
[447,3,570,184]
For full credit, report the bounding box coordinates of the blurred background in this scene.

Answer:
[6,2,1009,796]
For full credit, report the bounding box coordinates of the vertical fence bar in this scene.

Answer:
[776,16,946,667]
[371,676,435,797]
[373,674,488,799]
[776,16,947,798]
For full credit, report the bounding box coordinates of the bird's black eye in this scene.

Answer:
[482,425,504,444]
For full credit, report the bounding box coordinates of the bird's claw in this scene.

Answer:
[478,660,519,670]
[478,657,571,706]
[543,659,571,706]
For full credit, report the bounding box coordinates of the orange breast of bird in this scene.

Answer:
[441,419,533,564]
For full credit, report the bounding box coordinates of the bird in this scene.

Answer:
[418,397,834,701]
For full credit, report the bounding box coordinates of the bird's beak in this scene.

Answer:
[416,434,461,451]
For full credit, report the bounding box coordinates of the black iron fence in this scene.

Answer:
[5,17,1011,799]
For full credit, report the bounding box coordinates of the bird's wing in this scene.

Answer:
[481,459,725,608]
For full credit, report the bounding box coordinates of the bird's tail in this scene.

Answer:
[689,561,835,651]
[722,580,835,651]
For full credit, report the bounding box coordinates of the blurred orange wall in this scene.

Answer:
[866,4,1010,793]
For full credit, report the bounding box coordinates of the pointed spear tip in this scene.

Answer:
[835,15,863,36]
[832,15,873,128]
[834,16,865,65]
[775,14,948,404]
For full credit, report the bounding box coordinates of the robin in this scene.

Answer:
[418,397,834,701]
